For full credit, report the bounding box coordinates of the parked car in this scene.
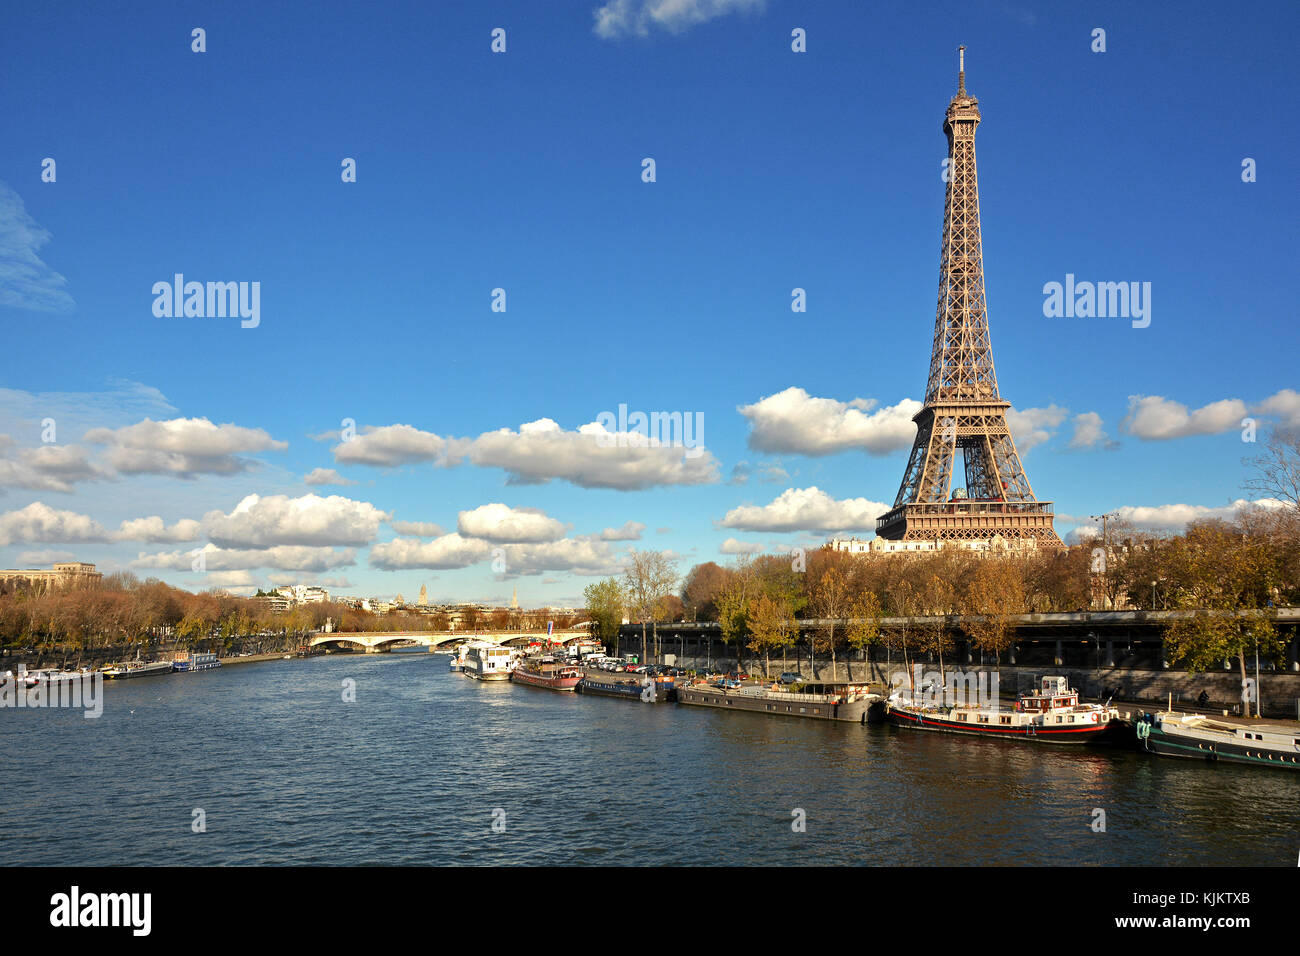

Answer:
[779,672,802,684]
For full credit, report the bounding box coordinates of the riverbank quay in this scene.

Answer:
[627,653,1300,720]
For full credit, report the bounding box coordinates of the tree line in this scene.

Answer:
[0,572,576,657]
[584,505,1300,682]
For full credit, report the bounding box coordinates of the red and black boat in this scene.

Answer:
[886,675,1118,744]
[510,657,583,692]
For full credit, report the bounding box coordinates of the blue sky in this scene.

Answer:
[1,0,1297,606]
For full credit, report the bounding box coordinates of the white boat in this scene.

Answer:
[887,675,1119,744]
[3,668,40,688]
[37,667,97,683]
[448,643,469,672]
[462,642,517,681]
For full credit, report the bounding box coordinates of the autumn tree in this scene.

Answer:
[807,564,852,680]
[962,559,1027,668]
[716,577,752,672]
[748,590,797,678]
[884,573,919,687]
[844,590,882,682]
[1159,517,1288,715]
[920,570,957,685]
[680,561,729,621]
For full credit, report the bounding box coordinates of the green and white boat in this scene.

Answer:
[1135,710,1300,770]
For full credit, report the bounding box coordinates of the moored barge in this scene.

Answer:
[886,675,1118,743]
[676,680,881,723]
[172,652,221,672]
[511,658,583,691]
[102,660,174,680]
[578,673,674,702]
[1135,711,1300,770]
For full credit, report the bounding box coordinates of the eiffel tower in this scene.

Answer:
[876,48,1061,547]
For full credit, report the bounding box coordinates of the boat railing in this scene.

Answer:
[751,689,843,704]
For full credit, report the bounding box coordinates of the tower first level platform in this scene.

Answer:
[875,500,1058,543]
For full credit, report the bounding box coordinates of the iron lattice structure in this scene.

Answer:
[877,49,1061,545]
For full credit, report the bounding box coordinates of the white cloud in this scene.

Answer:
[1113,498,1288,530]
[1121,395,1248,441]
[1068,411,1117,450]
[719,537,765,555]
[1061,498,1289,534]
[331,424,463,467]
[500,537,625,577]
[0,181,74,313]
[718,486,891,533]
[0,502,207,546]
[369,533,492,571]
[0,442,110,493]
[0,503,232,548]
[593,0,765,39]
[729,459,790,485]
[0,381,176,445]
[457,503,566,543]
[599,520,646,541]
[1005,405,1068,452]
[739,387,920,456]
[389,520,444,537]
[202,493,388,548]
[84,417,287,477]
[0,502,111,546]
[199,570,259,589]
[134,543,357,573]
[16,548,77,565]
[303,467,356,486]
[115,515,202,543]
[267,573,353,589]
[324,417,719,490]
[1252,388,1300,428]
[468,418,720,489]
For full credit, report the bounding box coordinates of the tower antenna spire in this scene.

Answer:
[958,44,966,95]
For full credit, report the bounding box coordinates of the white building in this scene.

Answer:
[274,584,331,605]
[829,534,1038,556]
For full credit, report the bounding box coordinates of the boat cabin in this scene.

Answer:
[1018,676,1079,713]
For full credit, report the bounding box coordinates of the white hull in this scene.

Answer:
[463,668,511,681]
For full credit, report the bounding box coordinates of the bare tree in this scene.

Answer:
[623,550,679,665]
[1245,426,1300,509]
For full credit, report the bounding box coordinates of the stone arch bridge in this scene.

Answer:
[307,630,590,654]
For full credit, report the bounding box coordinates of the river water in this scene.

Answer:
[2,652,1296,866]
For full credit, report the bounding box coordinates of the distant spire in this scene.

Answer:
[957,44,966,95]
